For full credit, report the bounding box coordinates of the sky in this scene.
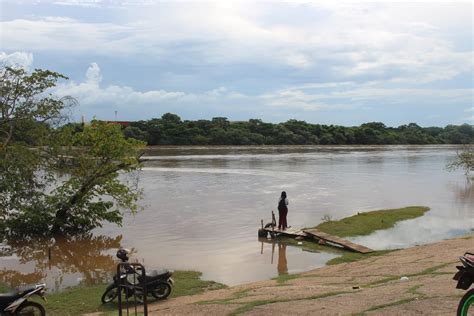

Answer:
[0,0,473,127]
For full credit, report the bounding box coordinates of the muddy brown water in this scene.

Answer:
[1,145,473,292]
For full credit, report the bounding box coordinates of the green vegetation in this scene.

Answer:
[354,265,451,315]
[172,271,227,296]
[0,271,225,316]
[407,284,425,297]
[272,273,302,284]
[363,298,418,313]
[326,250,393,265]
[314,206,430,237]
[448,145,474,176]
[268,206,429,274]
[0,67,145,237]
[210,261,453,315]
[263,206,429,285]
[78,113,474,145]
[363,262,452,288]
[0,282,10,293]
[197,289,251,305]
[226,290,351,316]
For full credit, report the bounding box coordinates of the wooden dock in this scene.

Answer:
[262,226,373,254]
[303,229,373,253]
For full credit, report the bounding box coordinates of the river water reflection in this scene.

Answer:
[1,145,473,291]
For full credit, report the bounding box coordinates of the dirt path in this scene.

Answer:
[146,234,473,315]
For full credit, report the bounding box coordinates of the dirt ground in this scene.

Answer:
[145,233,473,315]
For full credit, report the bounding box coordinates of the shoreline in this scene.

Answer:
[3,233,472,315]
[143,233,474,315]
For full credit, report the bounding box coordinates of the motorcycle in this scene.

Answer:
[453,251,474,316]
[0,283,47,316]
[101,248,174,304]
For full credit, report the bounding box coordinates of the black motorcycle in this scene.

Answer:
[101,248,174,304]
[453,252,474,316]
[0,283,46,316]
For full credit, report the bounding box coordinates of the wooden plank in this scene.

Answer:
[261,225,373,254]
[303,229,374,253]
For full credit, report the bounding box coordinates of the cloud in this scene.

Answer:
[3,2,471,125]
[0,51,34,69]
[1,2,472,83]
[55,63,473,122]
[465,107,474,121]
[85,62,102,85]
[1,17,131,54]
[54,63,252,120]
[262,83,473,111]
[56,63,186,106]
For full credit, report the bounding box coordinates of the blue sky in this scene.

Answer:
[1,0,473,126]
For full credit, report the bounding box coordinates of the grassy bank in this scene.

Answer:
[279,206,430,266]
[0,271,226,316]
[314,206,430,237]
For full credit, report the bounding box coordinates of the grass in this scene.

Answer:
[362,262,453,288]
[226,290,351,316]
[0,282,11,293]
[326,249,394,265]
[223,261,450,315]
[364,298,418,312]
[0,270,226,316]
[407,284,425,297]
[197,289,252,305]
[272,273,302,284]
[313,206,430,237]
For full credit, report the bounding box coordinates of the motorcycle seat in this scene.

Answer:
[16,285,36,295]
[146,269,169,278]
[0,292,21,308]
[137,269,170,283]
[464,255,474,266]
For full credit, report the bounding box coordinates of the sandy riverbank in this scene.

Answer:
[144,233,473,315]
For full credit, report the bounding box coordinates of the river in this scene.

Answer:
[1,145,473,292]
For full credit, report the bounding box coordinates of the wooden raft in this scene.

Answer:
[303,229,374,253]
[262,226,373,254]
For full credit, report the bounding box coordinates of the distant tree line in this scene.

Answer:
[112,113,473,145]
[56,113,474,146]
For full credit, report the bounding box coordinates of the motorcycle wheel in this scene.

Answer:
[101,284,119,304]
[14,301,45,316]
[458,288,474,316]
[151,283,172,299]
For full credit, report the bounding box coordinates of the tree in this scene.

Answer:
[0,67,144,237]
[448,145,474,177]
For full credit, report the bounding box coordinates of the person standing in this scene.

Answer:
[277,191,289,230]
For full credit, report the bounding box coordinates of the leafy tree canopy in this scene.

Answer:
[448,145,474,177]
[0,67,145,237]
[122,114,473,146]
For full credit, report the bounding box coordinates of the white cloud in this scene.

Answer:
[56,63,474,120]
[55,63,244,115]
[53,1,102,8]
[1,17,131,54]
[85,62,102,85]
[0,51,34,69]
[264,83,473,107]
[1,2,472,83]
